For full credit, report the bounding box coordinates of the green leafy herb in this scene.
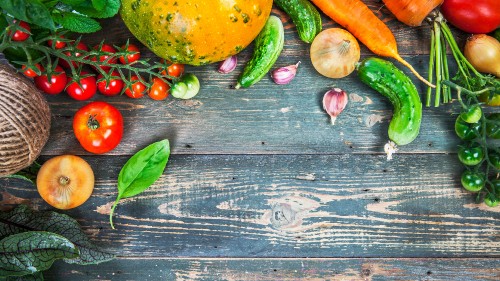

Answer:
[71,0,121,19]
[0,0,55,30]
[0,205,115,265]
[0,231,79,277]
[52,12,101,33]
[110,139,171,229]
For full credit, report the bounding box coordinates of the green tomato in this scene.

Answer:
[489,152,500,170]
[455,116,481,141]
[485,113,500,139]
[461,170,485,192]
[460,105,482,124]
[484,194,499,207]
[171,73,200,99]
[458,144,484,166]
[490,179,500,194]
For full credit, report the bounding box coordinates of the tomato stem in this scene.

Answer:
[87,114,100,130]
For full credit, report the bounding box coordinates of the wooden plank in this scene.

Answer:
[42,257,500,281]
[41,53,463,156]
[2,154,499,258]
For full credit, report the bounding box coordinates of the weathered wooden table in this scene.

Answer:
[1,2,499,280]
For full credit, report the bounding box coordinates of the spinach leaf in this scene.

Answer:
[0,0,55,30]
[0,205,115,265]
[0,231,79,277]
[72,0,120,19]
[52,12,101,33]
[6,272,44,281]
[110,139,170,229]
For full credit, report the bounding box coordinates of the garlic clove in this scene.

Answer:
[218,55,238,74]
[271,61,300,85]
[322,88,348,125]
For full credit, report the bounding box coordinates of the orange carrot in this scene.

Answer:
[310,0,435,87]
[383,0,443,27]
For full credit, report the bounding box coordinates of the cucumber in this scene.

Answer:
[357,57,422,146]
[235,15,284,89]
[274,0,322,43]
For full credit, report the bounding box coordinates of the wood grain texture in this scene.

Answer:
[38,257,500,281]
[1,154,499,258]
[41,54,462,156]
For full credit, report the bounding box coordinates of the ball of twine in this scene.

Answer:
[0,64,51,176]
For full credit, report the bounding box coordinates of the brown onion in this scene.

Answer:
[464,34,500,78]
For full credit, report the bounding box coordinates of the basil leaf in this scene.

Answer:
[0,0,55,30]
[0,231,79,276]
[6,272,44,281]
[72,0,120,19]
[109,139,170,229]
[0,205,115,265]
[52,12,101,33]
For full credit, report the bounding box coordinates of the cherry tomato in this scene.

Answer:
[66,72,97,101]
[485,113,500,139]
[161,61,185,78]
[124,75,146,98]
[34,66,68,95]
[73,101,123,154]
[148,77,170,100]
[455,116,481,141]
[458,144,484,166]
[9,21,30,42]
[48,35,66,49]
[97,71,124,96]
[490,179,500,194]
[119,44,141,64]
[60,42,89,69]
[489,152,500,170]
[440,0,500,34]
[484,194,499,207]
[460,105,482,124]
[461,170,485,192]
[170,73,200,99]
[90,44,117,72]
[21,63,42,78]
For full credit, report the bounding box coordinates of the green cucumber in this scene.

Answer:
[274,0,322,43]
[235,15,284,89]
[357,57,422,146]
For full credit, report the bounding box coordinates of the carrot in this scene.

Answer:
[383,0,443,27]
[310,0,435,88]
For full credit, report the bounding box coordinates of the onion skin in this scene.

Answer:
[464,34,500,78]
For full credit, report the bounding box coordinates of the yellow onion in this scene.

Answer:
[464,34,500,78]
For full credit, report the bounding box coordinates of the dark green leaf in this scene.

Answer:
[0,205,115,265]
[0,15,8,35]
[52,12,101,33]
[58,0,86,5]
[0,231,79,276]
[118,139,170,199]
[109,140,170,229]
[6,272,44,281]
[0,0,55,30]
[72,0,120,19]
[92,0,106,11]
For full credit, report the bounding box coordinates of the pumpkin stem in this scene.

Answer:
[87,114,100,130]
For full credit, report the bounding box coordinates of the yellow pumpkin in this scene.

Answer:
[120,0,273,66]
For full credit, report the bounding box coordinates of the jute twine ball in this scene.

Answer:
[0,64,51,176]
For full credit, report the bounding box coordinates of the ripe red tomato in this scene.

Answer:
[34,66,68,95]
[73,101,123,154]
[160,60,185,78]
[119,44,141,64]
[22,63,42,78]
[48,35,66,49]
[440,0,500,34]
[148,77,170,100]
[66,72,97,101]
[124,75,146,98]
[91,44,117,71]
[9,21,30,41]
[60,42,89,69]
[97,71,124,96]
